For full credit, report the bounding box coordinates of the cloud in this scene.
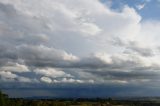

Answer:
[1,63,30,73]
[52,78,94,84]
[0,70,38,83]
[0,0,160,97]
[125,43,154,57]
[34,68,72,78]
[56,78,83,83]
[136,3,146,10]
[17,45,78,67]
[40,76,52,83]
[17,76,33,83]
[0,71,17,79]
[112,38,154,57]
[70,52,158,71]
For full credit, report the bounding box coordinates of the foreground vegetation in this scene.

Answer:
[1,91,160,106]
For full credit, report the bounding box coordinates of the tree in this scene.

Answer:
[0,90,6,106]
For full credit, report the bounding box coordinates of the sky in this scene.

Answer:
[1,0,160,98]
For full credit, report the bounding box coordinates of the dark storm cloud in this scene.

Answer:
[3,84,160,98]
[87,70,159,80]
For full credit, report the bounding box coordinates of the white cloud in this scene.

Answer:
[61,78,79,83]
[136,3,146,10]
[40,76,52,83]
[52,78,94,84]
[1,63,30,73]
[79,22,101,36]
[34,68,72,78]
[0,70,39,83]
[0,71,17,79]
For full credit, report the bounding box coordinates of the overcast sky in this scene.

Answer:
[1,0,160,98]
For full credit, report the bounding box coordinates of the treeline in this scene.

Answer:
[1,90,160,106]
[0,90,112,106]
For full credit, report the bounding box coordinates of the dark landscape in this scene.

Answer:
[1,90,160,106]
